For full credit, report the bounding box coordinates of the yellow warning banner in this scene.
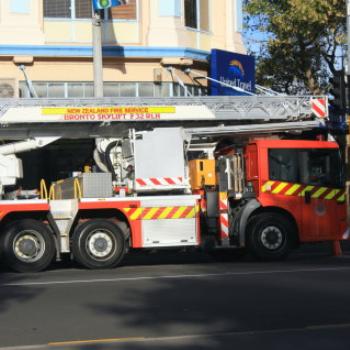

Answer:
[41,106,176,122]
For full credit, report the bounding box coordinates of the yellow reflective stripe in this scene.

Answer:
[124,208,131,213]
[337,193,346,202]
[285,184,301,196]
[325,189,340,200]
[299,186,315,196]
[219,192,228,200]
[130,208,144,220]
[311,187,328,199]
[261,181,275,192]
[158,206,174,219]
[272,182,288,194]
[143,207,159,220]
[172,206,187,219]
[186,207,196,218]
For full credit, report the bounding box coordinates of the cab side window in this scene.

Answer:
[269,149,298,183]
[299,149,342,188]
[269,148,342,188]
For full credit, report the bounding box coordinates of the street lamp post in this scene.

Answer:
[92,9,104,98]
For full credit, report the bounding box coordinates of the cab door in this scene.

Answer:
[299,149,343,241]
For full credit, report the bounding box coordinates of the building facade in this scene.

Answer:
[0,0,245,98]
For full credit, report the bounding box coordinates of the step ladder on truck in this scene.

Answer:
[0,95,346,272]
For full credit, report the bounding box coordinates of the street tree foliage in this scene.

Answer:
[244,0,346,94]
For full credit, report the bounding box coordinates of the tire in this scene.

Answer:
[247,213,293,261]
[72,219,126,269]
[0,219,56,273]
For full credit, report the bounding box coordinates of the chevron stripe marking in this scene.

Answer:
[311,187,328,199]
[262,181,345,202]
[262,181,275,193]
[221,215,229,227]
[136,179,147,186]
[337,193,346,203]
[272,182,289,194]
[285,184,301,196]
[157,206,174,219]
[325,189,340,200]
[143,207,159,220]
[298,186,315,197]
[130,208,144,220]
[186,207,196,218]
[124,206,199,221]
[172,206,187,219]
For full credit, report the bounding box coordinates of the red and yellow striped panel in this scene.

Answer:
[219,192,228,211]
[123,206,200,221]
[261,181,345,203]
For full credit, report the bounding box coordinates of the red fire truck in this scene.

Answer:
[0,96,346,272]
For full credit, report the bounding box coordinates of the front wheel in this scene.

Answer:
[247,213,294,261]
[72,219,126,269]
[0,219,56,272]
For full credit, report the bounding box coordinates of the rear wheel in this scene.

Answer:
[247,213,294,261]
[72,219,126,269]
[0,219,56,272]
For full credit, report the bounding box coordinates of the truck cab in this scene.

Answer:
[240,139,346,258]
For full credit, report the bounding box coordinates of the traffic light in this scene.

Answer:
[329,69,346,115]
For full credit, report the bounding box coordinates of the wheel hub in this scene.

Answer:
[261,226,283,250]
[18,238,37,256]
[94,237,108,252]
[87,231,114,259]
[13,232,45,262]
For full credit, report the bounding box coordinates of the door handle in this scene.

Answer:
[304,190,312,204]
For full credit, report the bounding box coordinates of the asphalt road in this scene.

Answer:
[0,244,350,350]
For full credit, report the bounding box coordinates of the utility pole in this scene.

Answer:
[92,10,104,98]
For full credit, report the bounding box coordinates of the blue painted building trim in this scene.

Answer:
[0,45,209,61]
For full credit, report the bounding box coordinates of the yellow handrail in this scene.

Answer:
[39,179,48,200]
[49,184,56,200]
[74,178,82,199]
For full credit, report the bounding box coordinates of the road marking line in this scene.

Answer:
[2,323,350,350]
[0,345,48,350]
[48,337,145,346]
[2,266,350,287]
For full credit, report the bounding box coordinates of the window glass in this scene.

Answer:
[84,83,94,97]
[155,83,170,97]
[44,0,91,19]
[184,0,197,28]
[299,149,342,188]
[19,81,206,98]
[48,83,65,98]
[103,83,120,97]
[110,0,137,20]
[269,149,299,183]
[75,0,92,18]
[120,83,136,97]
[44,0,71,18]
[139,83,154,97]
[34,83,49,98]
[185,0,209,30]
[200,0,209,31]
[68,83,85,97]
[269,148,342,188]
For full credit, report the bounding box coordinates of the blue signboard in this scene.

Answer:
[209,49,255,96]
[92,0,124,10]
